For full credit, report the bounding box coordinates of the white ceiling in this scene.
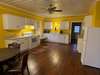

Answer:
[0,0,95,18]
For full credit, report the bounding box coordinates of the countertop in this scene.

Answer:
[5,35,40,40]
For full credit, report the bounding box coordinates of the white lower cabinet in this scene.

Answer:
[19,38,29,52]
[32,37,40,48]
[64,35,69,44]
[5,36,40,52]
[43,33,69,44]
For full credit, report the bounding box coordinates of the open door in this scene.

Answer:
[71,22,81,44]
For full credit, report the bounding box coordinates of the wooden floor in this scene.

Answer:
[28,42,100,75]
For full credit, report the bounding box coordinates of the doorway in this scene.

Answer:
[71,22,81,44]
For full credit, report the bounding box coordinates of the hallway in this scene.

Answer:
[28,42,100,75]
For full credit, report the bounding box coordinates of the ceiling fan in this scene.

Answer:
[47,4,63,14]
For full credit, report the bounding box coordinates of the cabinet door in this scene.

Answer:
[20,38,29,52]
[56,34,65,43]
[47,33,54,42]
[64,35,69,44]
[29,19,33,25]
[33,20,38,30]
[3,14,25,29]
[60,21,69,29]
[17,16,25,29]
[50,34,65,43]
[44,22,52,29]
[33,20,40,33]
[25,18,33,25]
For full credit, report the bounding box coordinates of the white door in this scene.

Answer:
[83,28,100,68]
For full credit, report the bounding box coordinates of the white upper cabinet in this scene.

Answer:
[60,21,69,29]
[44,22,52,29]
[2,14,25,30]
[33,20,39,30]
[25,18,33,25]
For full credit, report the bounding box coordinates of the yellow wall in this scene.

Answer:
[45,16,84,21]
[44,16,84,33]
[0,15,5,48]
[95,1,100,27]
[51,21,60,33]
[89,1,100,27]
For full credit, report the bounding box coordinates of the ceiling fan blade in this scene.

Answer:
[53,10,63,12]
[47,4,62,14]
[48,7,56,11]
[51,7,56,10]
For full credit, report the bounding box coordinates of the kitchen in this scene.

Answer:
[3,13,41,52]
[0,0,100,75]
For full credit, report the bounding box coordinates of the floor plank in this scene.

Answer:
[28,42,100,75]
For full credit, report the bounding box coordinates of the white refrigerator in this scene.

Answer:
[81,27,100,68]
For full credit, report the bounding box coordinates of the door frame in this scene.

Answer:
[69,21,82,44]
